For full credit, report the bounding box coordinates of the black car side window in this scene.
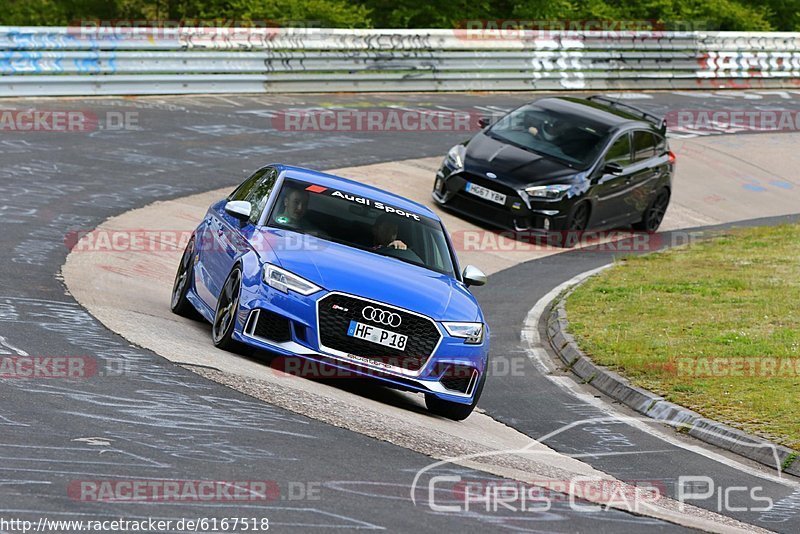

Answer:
[633,131,657,162]
[245,168,279,224]
[229,167,269,202]
[655,134,667,153]
[605,134,632,167]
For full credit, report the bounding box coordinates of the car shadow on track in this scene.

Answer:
[219,340,434,415]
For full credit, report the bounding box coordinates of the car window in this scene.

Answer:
[633,131,657,162]
[605,134,632,166]
[267,179,456,278]
[487,103,612,168]
[655,134,667,153]
[228,167,269,202]
[245,168,279,224]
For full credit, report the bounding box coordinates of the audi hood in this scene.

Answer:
[257,228,481,323]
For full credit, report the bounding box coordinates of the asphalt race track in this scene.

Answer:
[2,91,800,533]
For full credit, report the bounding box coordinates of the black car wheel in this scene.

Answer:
[634,188,670,232]
[170,238,201,320]
[212,266,244,351]
[568,201,590,231]
[425,372,486,421]
[551,201,591,248]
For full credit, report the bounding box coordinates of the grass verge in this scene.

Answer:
[566,223,800,450]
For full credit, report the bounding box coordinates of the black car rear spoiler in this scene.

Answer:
[587,95,667,134]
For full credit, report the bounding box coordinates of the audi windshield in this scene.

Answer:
[267,179,457,278]
[488,103,612,168]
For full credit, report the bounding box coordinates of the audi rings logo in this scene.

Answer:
[362,306,402,327]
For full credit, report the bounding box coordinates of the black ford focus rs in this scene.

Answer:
[432,96,675,243]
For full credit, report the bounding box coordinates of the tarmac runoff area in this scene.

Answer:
[63,131,800,533]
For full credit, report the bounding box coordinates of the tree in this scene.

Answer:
[0,0,795,30]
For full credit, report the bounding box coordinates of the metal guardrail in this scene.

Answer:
[2,27,800,96]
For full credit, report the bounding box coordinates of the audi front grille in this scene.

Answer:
[316,293,442,373]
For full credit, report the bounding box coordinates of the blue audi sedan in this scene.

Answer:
[171,164,489,420]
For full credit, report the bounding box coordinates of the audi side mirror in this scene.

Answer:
[224,200,252,221]
[463,265,487,287]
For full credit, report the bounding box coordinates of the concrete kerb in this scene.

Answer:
[545,281,800,478]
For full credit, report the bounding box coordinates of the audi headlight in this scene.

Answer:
[445,145,465,171]
[263,264,321,296]
[443,322,484,344]
[524,184,572,200]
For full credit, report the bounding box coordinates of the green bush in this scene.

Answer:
[0,0,795,32]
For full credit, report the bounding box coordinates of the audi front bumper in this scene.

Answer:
[233,286,489,405]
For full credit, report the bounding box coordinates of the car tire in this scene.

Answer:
[170,238,202,320]
[425,372,486,421]
[212,266,245,352]
[552,201,590,248]
[633,188,670,232]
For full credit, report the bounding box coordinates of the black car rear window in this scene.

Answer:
[488,104,612,168]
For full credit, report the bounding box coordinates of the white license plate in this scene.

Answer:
[465,182,507,205]
[347,320,408,351]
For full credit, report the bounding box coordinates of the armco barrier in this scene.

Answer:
[1,27,800,96]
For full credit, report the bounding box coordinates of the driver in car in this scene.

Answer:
[528,118,569,142]
[274,186,323,235]
[371,214,407,250]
